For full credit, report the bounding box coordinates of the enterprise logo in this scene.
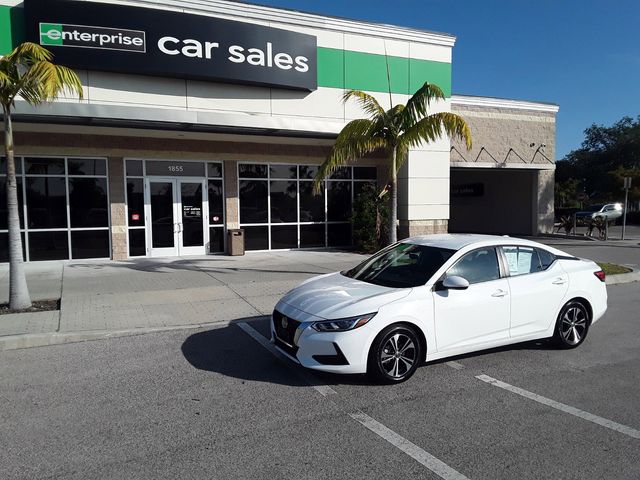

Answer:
[39,23,146,53]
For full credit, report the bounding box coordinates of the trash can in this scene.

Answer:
[227,229,245,256]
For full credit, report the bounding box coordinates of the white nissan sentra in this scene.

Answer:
[271,234,608,383]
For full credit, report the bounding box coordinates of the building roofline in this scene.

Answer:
[451,94,559,113]
[85,0,456,46]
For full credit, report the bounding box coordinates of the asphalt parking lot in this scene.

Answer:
[1,279,639,479]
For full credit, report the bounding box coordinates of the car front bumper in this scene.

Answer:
[270,309,374,374]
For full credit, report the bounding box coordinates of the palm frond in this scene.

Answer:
[313,118,386,193]
[343,90,385,119]
[399,111,472,151]
[401,82,445,129]
[6,42,53,64]
[1,42,83,108]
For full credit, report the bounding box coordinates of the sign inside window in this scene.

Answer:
[145,161,204,177]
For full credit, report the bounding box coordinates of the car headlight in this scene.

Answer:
[311,313,376,332]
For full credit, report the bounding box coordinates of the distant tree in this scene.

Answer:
[557,116,640,204]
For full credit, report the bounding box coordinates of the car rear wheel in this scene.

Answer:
[368,324,422,384]
[553,300,590,349]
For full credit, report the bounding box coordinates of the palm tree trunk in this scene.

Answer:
[388,147,398,244]
[3,104,31,310]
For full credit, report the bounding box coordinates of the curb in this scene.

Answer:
[606,269,640,286]
[0,318,242,352]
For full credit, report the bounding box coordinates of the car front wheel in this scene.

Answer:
[368,324,422,384]
[553,300,590,349]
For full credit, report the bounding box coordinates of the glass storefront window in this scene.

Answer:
[0,156,110,262]
[270,181,297,223]
[208,179,224,225]
[126,160,143,177]
[271,225,297,249]
[243,226,269,250]
[207,162,222,178]
[239,180,268,224]
[129,229,146,257]
[71,230,110,259]
[69,178,109,228]
[25,157,65,175]
[238,163,375,251]
[26,177,68,229]
[68,158,107,176]
[239,164,268,178]
[327,181,351,222]
[28,231,69,261]
[127,179,145,227]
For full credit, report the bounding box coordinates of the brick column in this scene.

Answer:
[108,157,128,260]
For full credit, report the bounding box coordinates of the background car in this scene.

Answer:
[575,203,623,222]
[271,234,608,384]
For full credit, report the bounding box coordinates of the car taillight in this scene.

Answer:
[594,270,606,282]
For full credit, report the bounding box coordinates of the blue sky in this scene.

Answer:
[256,0,640,160]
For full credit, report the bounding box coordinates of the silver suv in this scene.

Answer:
[575,203,623,222]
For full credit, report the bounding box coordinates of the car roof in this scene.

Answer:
[402,233,546,251]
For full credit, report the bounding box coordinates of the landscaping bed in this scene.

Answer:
[0,299,61,315]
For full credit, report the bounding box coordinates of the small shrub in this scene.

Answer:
[351,183,389,253]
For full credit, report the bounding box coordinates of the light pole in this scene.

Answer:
[622,177,632,240]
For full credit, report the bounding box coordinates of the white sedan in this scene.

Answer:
[271,235,608,383]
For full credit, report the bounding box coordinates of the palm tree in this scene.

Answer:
[314,82,472,245]
[1,42,83,309]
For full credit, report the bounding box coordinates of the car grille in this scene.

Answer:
[272,309,300,356]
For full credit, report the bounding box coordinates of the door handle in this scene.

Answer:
[552,278,567,285]
[492,289,508,297]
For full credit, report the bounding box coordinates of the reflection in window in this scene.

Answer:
[327,181,351,221]
[25,157,65,175]
[448,248,500,284]
[239,180,268,224]
[270,181,297,223]
[299,182,324,222]
[67,158,106,176]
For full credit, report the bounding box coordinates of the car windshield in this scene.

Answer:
[342,243,455,288]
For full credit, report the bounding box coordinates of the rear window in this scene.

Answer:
[536,248,556,270]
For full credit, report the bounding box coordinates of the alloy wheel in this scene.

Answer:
[560,306,588,346]
[380,333,417,378]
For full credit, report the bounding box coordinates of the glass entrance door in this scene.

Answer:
[146,178,206,257]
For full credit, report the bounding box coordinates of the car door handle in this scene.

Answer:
[492,289,508,297]
[552,278,567,285]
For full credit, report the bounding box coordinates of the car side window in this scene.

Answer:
[536,248,556,270]
[502,246,539,276]
[447,248,500,284]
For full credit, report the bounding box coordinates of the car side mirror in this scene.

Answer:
[442,275,470,290]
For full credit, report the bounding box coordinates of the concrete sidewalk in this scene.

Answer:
[0,250,367,348]
[1,238,638,350]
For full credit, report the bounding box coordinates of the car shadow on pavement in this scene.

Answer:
[181,317,374,387]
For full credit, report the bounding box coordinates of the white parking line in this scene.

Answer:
[476,374,640,440]
[446,361,465,370]
[236,322,337,396]
[238,321,469,479]
[350,410,470,480]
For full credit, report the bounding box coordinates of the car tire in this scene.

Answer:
[552,300,590,349]
[367,324,422,384]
